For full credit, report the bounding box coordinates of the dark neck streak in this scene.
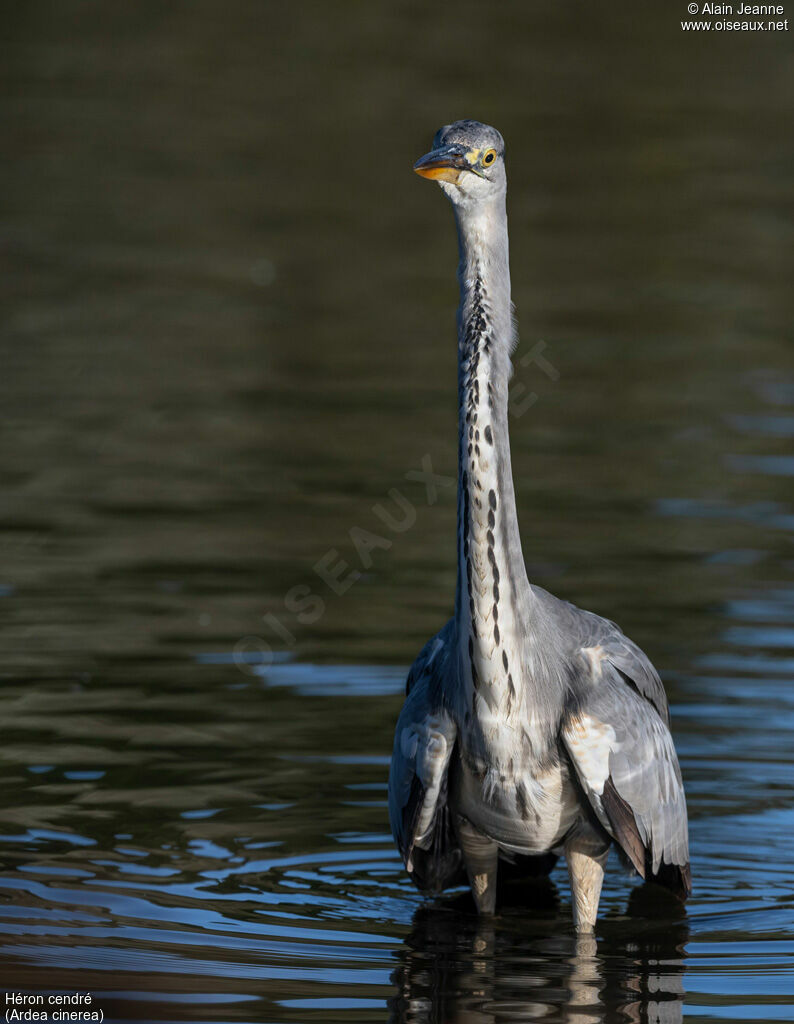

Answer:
[453,205,532,722]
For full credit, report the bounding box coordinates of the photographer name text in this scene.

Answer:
[683,2,788,28]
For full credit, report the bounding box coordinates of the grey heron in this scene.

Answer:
[388,120,690,931]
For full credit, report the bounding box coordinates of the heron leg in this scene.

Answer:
[565,834,609,933]
[456,815,499,915]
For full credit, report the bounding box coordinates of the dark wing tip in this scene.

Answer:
[649,859,692,902]
[602,776,691,901]
[399,774,426,860]
[602,776,646,879]
[405,796,465,894]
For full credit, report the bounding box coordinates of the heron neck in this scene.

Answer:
[453,195,533,712]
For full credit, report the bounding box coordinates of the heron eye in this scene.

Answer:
[482,149,497,167]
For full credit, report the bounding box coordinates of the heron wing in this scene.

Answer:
[597,630,671,724]
[532,587,671,723]
[388,621,464,893]
[562,658,691,899]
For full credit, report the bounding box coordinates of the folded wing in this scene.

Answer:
[562,646,691,899]
[388,622,464,893]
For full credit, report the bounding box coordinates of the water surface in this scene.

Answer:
[2,2,794,1021]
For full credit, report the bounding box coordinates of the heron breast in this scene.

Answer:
[454,756,578,853]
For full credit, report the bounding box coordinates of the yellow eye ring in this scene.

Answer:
[482,149,497,167]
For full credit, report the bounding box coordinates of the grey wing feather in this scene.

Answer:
[550,592,691,899]
[535,586,670,723]
[563,665,690,898]
[598,631,670,724]
[388,620,464,893]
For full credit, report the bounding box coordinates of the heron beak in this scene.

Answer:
[414,144,477,183]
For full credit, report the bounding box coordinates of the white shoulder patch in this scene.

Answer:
[581,645,606,680]
[564,713,618,796]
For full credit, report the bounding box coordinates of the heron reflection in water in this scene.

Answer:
[389,885,688,1024]
[388,121,690,930]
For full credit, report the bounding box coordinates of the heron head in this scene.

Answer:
[414,120,506,206]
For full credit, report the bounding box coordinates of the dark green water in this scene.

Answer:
[2,2,794,1021]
